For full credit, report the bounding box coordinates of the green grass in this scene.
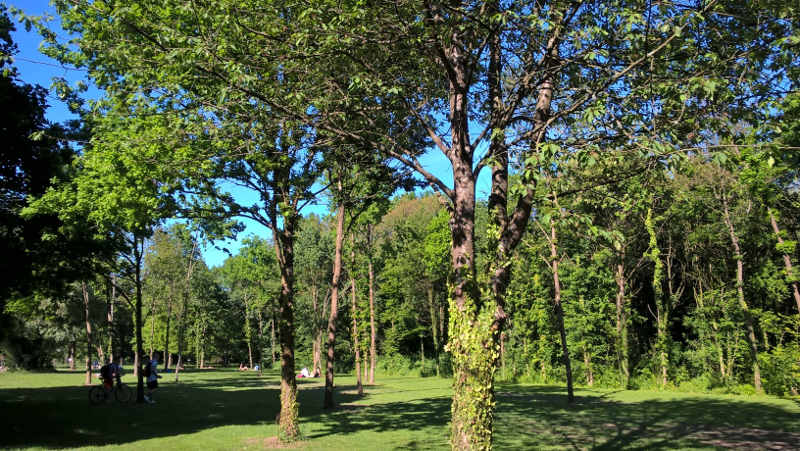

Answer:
[1,369,798,450]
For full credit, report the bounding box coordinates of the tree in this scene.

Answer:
[0,6,107,368]
[258,2,798,446]
[26,99,178,402]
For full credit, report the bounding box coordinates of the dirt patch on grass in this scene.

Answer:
[691,427,800,450]
[243,436,307,449]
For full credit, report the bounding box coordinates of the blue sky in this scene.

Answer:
[9,0,492,267]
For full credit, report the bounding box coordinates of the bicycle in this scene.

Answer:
[89,381,132,404]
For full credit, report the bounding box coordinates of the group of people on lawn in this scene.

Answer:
[238,362,319,378]
[99,354,162,404]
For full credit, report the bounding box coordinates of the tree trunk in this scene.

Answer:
[311,286,321,375]
[646,208,668,388]
[107,275,115,363]
[614,260,630,386]
[149,297,156,360]
[245,296,254,369]
[174,297,188,382]
[439,303,445,354]
[448,151,496,449]
[769,210,800,314]
[273,219,300,440]
[362,353,367,383]
[584,349,594,387]
[134,236,146,403]
[367,227,377,385]
[164,297,172,370]
[350,245,363,396]
[68,341,75,370]
[550,221,574,403]
[82,282,93,386]
[271,315,277,368]
[697,282,727,381]
[722,194,762,392]
[197,321,208,369]
[429,286,440,376]
[499,332,505,377]
[324,198,346,409]
[175,237,197,382]
[257,311,265,376]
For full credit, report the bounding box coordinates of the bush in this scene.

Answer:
[591,366,625,389]
[379,354,415,376]
[760,344,800,396]
[419,359,438,378]
[677,374,713,393]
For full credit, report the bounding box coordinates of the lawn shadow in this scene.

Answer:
[2,374,799,450]
[493,384,800,450]
[303,384,451,442]
[0,369,357,449]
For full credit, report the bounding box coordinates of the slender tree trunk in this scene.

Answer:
[68,342,75,370]
[164,296,172,370]
[429,286,440,376]
[82,282,93,386]
[175,237,197,382]
[367,228,377,385]
[439,304,445,354]
[271,315,277,368]
[362,353,367,383]
[311,286,320,375]
[107,275,115,363]
[245,297,254,369]
[324,199,346,409]
[134,236,146,403]
[722,194,762,392]
[584,349,594,387]
[646,208,668,388]
[769,210,800,314]
[697,282,727,380]
[149,297,156,360]
[499,332,505,378]
[257,312,265,375]
[350,245,363,396]
[175,319,185,381]
[199,321,207,369]
[174,298,188,382]
[549,221,574,403]
[614,260,630,386]
[420,334,425,368]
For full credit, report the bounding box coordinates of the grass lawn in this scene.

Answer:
[1,368,799,450]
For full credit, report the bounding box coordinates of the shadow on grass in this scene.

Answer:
[493,385,800,450]
[2,374,798,449]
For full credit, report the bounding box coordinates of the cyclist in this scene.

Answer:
[100,360,122,391]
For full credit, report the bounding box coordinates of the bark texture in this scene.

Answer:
[721,195,761,392]
[324,200,345,409]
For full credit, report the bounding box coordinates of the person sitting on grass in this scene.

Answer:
[144,358,161,404]
[239,363,248,371]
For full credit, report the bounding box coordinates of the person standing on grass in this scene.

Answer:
[145,357,162,404]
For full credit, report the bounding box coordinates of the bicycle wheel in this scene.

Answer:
[115,383,132,403]
[89,386,106,405]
